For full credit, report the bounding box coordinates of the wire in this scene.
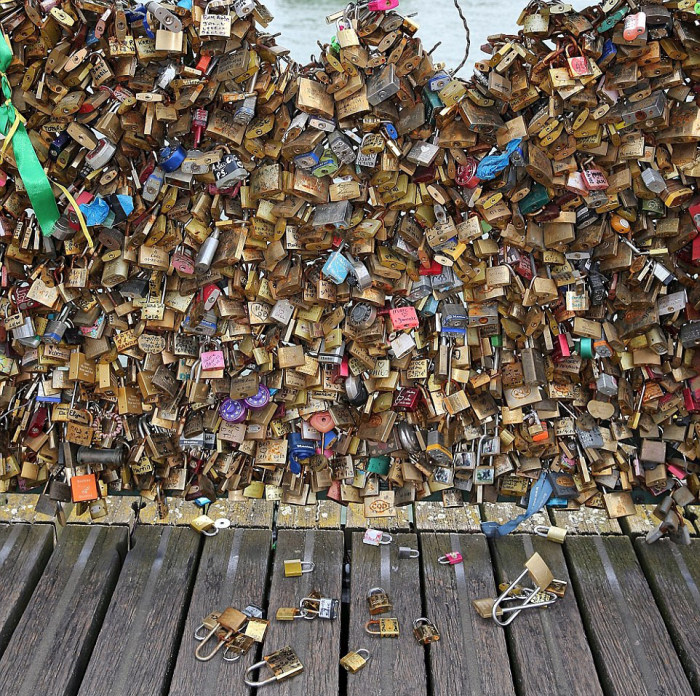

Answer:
[451,0,471,76]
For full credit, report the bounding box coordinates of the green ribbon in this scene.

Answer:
[0,33,59,236]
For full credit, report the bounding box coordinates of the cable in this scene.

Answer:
[451,0,471,76]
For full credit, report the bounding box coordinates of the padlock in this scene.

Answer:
[340,648,371,673]
[244,647,303,687]
[438,552,463,565]
[365,618,399,637]
[283,559,315,577]
[367,587,393,615]
[412,618,440,644]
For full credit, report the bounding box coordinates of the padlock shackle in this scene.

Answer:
[194,624,230,661]
[364,620,381,635]
[244,660,277,687]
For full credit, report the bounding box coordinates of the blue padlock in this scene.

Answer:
[288,432,316,475]
[322,244,352,284]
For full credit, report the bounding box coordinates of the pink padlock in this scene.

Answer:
[623,11,646,41]
[367,0,399,11]
[389,306,419,331]
[200,350,225,371]
[558,333,571,357]
[309,411,334,433]
[438,552,463,565]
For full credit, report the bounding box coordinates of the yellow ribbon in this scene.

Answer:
[0,104,24,165]
[52,182,94,249]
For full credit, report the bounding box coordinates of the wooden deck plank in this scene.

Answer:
[169,529,272,696]
[78,527,200,696]
[549,507,622,535]
[480,503,550,533]
[618,504,659,537]
[276,501,342,528]
[420,533,515,696]
[0,524,54,658]
[264,530,344,695]
[490,535,603,696]
[413,502,481,532]
[565,536,693,696]
[347,532,427,696]
[634,538,700,695]
[0,526,126,696]
[346,503,412,530]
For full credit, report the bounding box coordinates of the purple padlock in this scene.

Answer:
[219,398,247,423]
[244,384,270,409]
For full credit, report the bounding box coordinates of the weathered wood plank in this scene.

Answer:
[0,524,54,658]
[264,530,343,695]
[413,502,481,531]
[420,533,515,696]
[0,526,126,696]
[78,527,199,696]
[565,536,693,696]
[549,507,622,535]
[490,535,603,696]
[346,503,412,530]
[67,496,134,525]
[347,532,427,696]
[169,529,272,696]
[480,503,550,533]
[277,501,342,528]
[618,504,659,537]
[634,538,700,695]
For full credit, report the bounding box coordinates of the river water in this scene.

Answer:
[262,0,525,74]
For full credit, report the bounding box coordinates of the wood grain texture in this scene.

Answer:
[0,524,53,658]
[168,529,272,696]
[0,525,126,696]
[481,503,550,533]
[618,504,658,536]
[78,527,199,696]
[346,503,412,530]
[634,538,700,695]
[277,501,342,528]
[414,502,481,531]
[346,532,427,696]
[490,535,603,696]
[264,530,343,695]
[549,507,622,535]
[420,533,515,696]
[566,536,693,696]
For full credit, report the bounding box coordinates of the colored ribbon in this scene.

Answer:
[0,33,59,236]
[481,470,553,538]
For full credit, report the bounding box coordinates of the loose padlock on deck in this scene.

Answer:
[413,618,440,644]
[491,553,558,627]
[244,646,304,687]
[195,607,247,661]
[438,552,463,565]
[284,559,315,577]
[363,529,392,546]
[367,587,393,615]
[534,526,568,544]
[365,618,400,637]
[340,649,371,673]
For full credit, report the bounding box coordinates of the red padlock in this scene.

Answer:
[455,158,479,188]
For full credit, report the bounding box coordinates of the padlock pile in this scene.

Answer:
[194,604,269,662]
[473,551,567,626]
[0,0,699,524]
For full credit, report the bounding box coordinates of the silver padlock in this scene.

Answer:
[43,304,74,344]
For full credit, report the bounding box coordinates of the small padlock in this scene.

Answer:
[283,559,315,577]
[340,648,371,673]
[367,587,393,615]
[412,618,440,644]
